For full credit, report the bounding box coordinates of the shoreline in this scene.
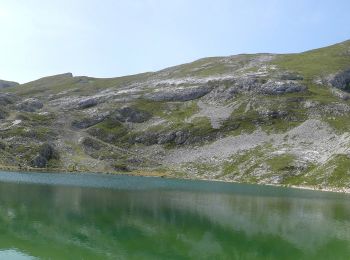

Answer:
[0,166,349,194]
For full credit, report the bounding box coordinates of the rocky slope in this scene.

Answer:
[1,40,350,190]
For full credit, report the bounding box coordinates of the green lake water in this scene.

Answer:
[0,171,349,259]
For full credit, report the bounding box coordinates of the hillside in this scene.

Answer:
[1,40,350,190]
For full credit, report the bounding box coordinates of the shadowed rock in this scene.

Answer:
[157,132,176,144]
[259,110,288,119]
[0,108,9,119]
[144,85,213,101]
[327,69,350,91]
[31,155,48,168]
[76,98,98,109]
[81,137,103,151]
[0,93,19,106]
[112,107,152,123]
[31,143,59,168]
[71,114,108,129]
[16,98,43,112]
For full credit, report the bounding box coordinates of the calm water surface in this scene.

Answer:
[0,171,349,259]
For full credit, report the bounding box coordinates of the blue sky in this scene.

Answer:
[0,0,349,83]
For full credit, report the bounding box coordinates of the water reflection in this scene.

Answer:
[0,172,349,259]
[0,249,36,260]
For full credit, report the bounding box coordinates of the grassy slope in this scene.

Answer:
[1,40,350,189]
[273,40,350,80]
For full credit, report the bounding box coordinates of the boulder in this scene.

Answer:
[0,93,19,106]
[0,141,6,150]
[71,114,108,129]
[81,137,103,151]
[259,110,288,119]
[327,69,350,91]
[0,109,8,119]
[234,77,262,91]
[76,98,98,109]
[31,143,58,168]
[16,98,43,112]
[112,163,129,172]
[31,155,48,168]
[112,107,152,123]
[144,85,213,102]
[157,132,176,144]
[259,81,306,95]
[174,131,190,145]
[39,143,58,160]
[133,133,159,145]
[203,84,238,101]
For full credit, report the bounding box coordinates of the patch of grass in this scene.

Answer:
[17,112,55,126]
[280,163,318,186]
[307,84,339,104]
[281,154,350,188]
[165,101,199,122]
[87,118,128,144]
[132,99,166,117]
[188,162,220,176]
[94,118,127,135]
[267,154,296,172]
[326,155,350,187]
[184,117,214,136]
[222,146,269,180]
[324,115,350,133]
[261,116,306,133]
[226,102,259,135]
[226,96,308,135]
[0,127,26,138]
[133,99,199,124]
[272,40,350,80]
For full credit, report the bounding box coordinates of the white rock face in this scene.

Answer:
[164,120,350,166]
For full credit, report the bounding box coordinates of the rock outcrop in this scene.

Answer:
[71,113,109,129]
[259,80,306,95]
[0,93,19,106]
[0,80,19,89]
[31,143,59,168]
[112,107,152,123]
[144,85,213,101]
[1,39,350,190]
[16,98,44,112]
[76,98,98,109]
[327,69,350,91]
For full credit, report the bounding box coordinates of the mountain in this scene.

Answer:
[1,40,350,191]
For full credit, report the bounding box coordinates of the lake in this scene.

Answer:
[0,171,349,259]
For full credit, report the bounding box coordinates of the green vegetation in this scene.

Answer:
[326,155,350,187]
[132,99,166,117]
[267,154,296,172]
[1,40,350,189]
[324,115,350,133]
[277,154,350,188]
[273,40,350,80]
[17,112,55,126]
[221,146,269,181]
[165,101,199,122]
[87,118,128,144]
